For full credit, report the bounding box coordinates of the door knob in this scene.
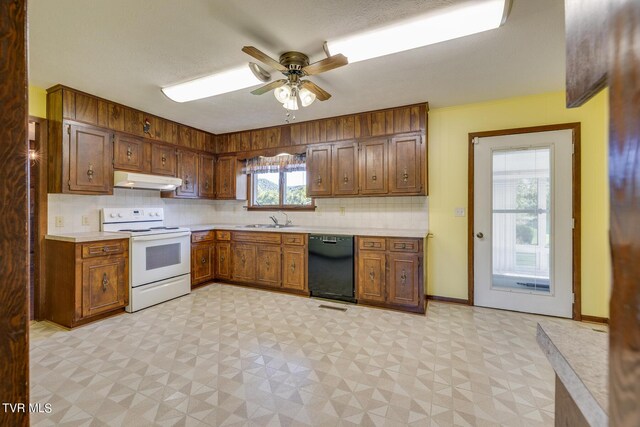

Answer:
[476,232,484,239]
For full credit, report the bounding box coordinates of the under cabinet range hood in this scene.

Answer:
[114,171,182,191]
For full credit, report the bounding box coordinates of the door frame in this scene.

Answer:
[467,123,582,320]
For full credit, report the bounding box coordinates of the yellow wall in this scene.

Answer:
[29,85,47,118]
[428,91,610,318]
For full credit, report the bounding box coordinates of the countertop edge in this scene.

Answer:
[536,323,607,427]
[45,232,130,243]
[184,224,428,238]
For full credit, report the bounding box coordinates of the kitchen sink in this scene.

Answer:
[239,224,292,229]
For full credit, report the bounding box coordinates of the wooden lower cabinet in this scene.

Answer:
[45,238,129,328]
[191,243,214,286]
[282,246,306,291]
[256,245,282,287]
[216,242,231,280]
[231,244,257,283]
[356,236,424,313]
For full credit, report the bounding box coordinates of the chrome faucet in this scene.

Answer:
[279,211,292,226]
[269,215,279,225]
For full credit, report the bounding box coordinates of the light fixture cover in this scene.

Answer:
[326,0,510,63]
[282,95,299,111]
[162,66,263,103]
[299,87,316,107]
[274,85,291,103]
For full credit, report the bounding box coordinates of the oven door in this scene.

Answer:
[131,231,191,287]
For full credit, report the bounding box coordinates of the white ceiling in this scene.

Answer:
[28,0,566,134]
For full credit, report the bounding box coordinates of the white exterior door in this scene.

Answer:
[473,129,574,318]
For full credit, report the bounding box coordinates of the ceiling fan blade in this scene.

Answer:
[302,54,348,76]
[250,79,287,95]
[242,46,287,72]
[300,80,331,101]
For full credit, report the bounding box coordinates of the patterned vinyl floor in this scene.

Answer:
[30,283,563,426]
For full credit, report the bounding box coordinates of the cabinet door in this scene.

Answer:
[216,242,231,280]
[199,154,216,199]
[360,139,388,194]
[191,243,214,285]
[356,251,386,303]
[68,123,112,193]
[282,246,306,291]
[387,254,421,308]
[176,150,198,197]
[81,256,127,318]
[216,156,236,199]
[332,142,358,195]
[113,134,150,173]
[256,245,282,288]
[151,144,176,176]
[306,144,332,196]
[389,135,423,194]
[231,244,256,283]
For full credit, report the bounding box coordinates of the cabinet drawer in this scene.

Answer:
[232,231,282,245]
[81,240,127,258]
[389,238,420,253]
[215,230,231,241]
[358,237,386,251]
[191,230,215,243]
[282,233,306,246]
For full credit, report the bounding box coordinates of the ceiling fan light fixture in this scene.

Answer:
[325,0,511,63]
[299,87,316,107]
[273,85,291,103]
[161,66,263,103]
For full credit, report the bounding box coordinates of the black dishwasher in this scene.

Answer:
[308,235,355,303]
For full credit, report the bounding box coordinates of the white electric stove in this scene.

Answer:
[101,208,191,312]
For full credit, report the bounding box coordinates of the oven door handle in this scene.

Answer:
[131,231,191,242]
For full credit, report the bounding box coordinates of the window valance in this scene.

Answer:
[243,153,306,174]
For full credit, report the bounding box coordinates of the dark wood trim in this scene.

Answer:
[426,295,470,305]
[0,0,29,424]
[581,315,609,325]
[29,116,47,321]
[467,123,582,320]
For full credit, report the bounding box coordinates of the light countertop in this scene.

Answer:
[45,232,130,243]
[537,320,608,426]
[183,223,428,238]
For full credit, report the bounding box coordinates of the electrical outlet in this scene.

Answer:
[339,207,346,216]
[55,216,64,227]
[455,207,466,217]
[82,216,90,226]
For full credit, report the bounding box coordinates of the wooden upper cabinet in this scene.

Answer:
[359,139,388,195]
[387,254,420,307]
[389,135,423,194]
[175,150,198,197]
[216,156,237,199]
[332,142,358,195]
[199,154,216,199]
[67,123,113,194]
[151,144,176,176]
[356,251,386,303]
[255,245,282,287]
[307,144,332,197]
[113,134,150,173]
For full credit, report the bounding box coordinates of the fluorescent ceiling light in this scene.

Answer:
[162,66,263,103]
[326,0,511,63]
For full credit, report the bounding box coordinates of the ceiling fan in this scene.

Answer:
[242,46,348,110]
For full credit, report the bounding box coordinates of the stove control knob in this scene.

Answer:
[155,212,160,217]
[117,213,123,218]
[109,213,116,218]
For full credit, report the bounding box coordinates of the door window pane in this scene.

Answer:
[284,171,312,206]
[253,172,280,206]
[492,148,551,293]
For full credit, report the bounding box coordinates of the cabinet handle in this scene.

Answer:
[400,270,407,285]
[223,179,228,190]
[241,254,246,265]
[372,175,377,181]
[343,173,349,183]
[201,257,206,264]
[204,180,210,190]
[161,155,167,166]
[402,168,409,182]
[126,146,132,160]
[401,243,407,249]
[102,273,109,292]
[265,259,270,269]
[291,260,296,272]
[315,176,322,184]
[184,175,190,186]
[369,268,375,282]
[220,254,225,262]
[87,164,94,182]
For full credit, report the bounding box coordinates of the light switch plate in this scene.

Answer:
[82,216,90,226]
[455,207,466,217]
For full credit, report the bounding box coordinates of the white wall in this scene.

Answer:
[48,189,428,234]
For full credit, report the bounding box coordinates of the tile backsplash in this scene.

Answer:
[48,189,428,234]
